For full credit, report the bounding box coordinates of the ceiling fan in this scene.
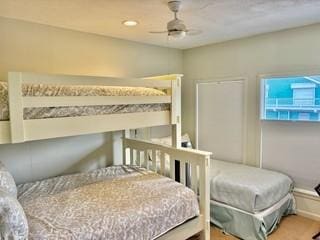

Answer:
[149,0,201,39]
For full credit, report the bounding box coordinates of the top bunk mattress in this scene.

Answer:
[0,82,169,120]
[18,165,199,240]
[210,160,294,213]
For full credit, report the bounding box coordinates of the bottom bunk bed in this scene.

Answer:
[18,166,198,239]
[0,138,211,240]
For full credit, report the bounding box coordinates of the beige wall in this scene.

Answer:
[0,17,182,80]
[0,17,182,183]
[2,15,320,187]
[182,23,320,166]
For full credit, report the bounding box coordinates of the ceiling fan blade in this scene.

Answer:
[149,31,168,34]
[186,29,202,36]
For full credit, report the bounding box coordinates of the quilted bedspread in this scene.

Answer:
[18,166,199,240]
[0,82,169,120]
[210,160,293,213]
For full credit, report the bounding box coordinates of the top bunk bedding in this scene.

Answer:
[0,82,169,120]
[18,165,199,240]
[210,160,294,213]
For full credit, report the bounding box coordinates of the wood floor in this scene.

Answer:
[211,215,320,240]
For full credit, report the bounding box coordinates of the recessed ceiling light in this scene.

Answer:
[122,20,139,27]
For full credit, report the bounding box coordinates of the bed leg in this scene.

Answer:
[199,225,210,240]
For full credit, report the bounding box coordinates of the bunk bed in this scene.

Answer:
[0,72,183,144]
[0,72,211,240]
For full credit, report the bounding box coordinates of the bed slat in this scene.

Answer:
[23,111,170,142]
[23,96,171,108]
[20,72,172,88]
[190,162,198,194]
[144,150,149,169]
[136,150,141,166]
[130,149,134,165]
[180,160,186,186]
[160,152,166,175]
[170,157,175,180]
[152,150,157,172]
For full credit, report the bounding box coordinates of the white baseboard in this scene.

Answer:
[294,188,320,221]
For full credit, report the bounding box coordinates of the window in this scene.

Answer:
[261,75,320,122]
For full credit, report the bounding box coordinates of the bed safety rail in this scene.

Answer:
[2,72,182,144]
[123,137,211,240]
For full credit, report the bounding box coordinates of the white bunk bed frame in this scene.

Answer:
[123,138,211,240]
[0,72,182,144]
[0,72,211,240]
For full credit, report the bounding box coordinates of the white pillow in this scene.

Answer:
[0,189,29,239]
[0,162,17,198]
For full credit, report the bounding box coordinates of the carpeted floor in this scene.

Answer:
[211,215,320,240]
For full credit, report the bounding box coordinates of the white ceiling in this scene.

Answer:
[1,0,320,49]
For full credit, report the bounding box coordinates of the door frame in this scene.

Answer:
[195,76,248,163]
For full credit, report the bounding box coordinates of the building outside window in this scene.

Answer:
[261,75,320,121]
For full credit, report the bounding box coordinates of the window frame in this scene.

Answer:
[260,73,320,123]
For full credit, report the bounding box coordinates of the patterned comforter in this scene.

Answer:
[18,166,199,240]
[0,82,169,120]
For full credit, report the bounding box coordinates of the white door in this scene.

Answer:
[196,80,245,163]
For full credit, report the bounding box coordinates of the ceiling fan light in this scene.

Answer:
[169,30,186,39]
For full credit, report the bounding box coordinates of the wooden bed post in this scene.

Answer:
[199,155,211,240]
[143,74,183,147]
[172,124,181,148]
[171,75,182,148]
[8,72,25,143]
[171,76,182,184]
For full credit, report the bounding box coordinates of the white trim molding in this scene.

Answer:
[294,188,320,221]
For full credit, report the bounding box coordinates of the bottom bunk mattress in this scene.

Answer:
[17,165,199,240]
[211,193,296,240]
[210,160,294,213]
